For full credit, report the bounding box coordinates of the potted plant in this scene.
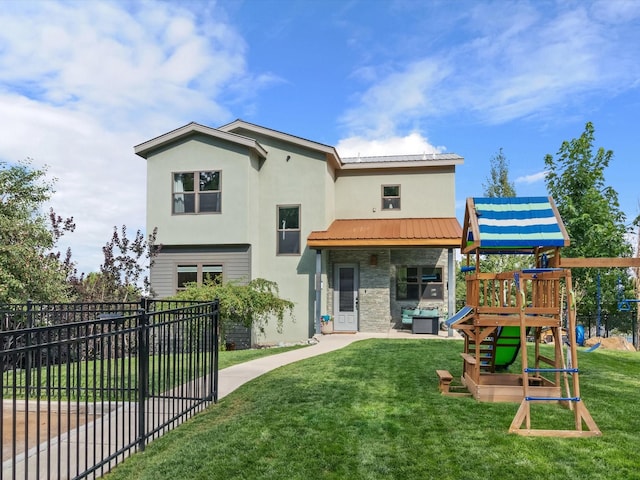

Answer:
[320,315,333,334]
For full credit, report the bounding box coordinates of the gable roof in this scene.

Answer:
[462,196,569,254]
[219,119,341,168]
[308,218,462,248]
[134,122,268,159]
[136,120,465,173]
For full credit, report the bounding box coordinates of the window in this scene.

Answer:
[177,264,223,290]
[277,205,300,255]
[382,185,400,210]
[396,266,443,300]
[173,171,221,214]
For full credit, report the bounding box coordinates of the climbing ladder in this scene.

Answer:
[509,272,601,437]
[464,326,521,373]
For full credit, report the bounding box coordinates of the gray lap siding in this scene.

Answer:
[150,245,252,298]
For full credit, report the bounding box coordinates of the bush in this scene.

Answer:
[171,278,295,336]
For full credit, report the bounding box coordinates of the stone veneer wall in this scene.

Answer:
[389,248,449,328]
[327,249,391,333]
[326,248,452,332]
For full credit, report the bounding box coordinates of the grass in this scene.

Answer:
[104,339,640,480]
[2,344,308,401]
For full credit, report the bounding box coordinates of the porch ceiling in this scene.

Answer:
[307,218,462,248]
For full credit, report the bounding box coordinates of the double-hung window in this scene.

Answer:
[382,185,400,210]
[173,171,221,214]
[396,266,443,300]
[277,205,300,255]
[176,264,223,290]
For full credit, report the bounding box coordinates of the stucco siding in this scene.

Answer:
[335,167,456,218]
[230,131,332,345]
[141,121,461,345]
[145,134,258,246]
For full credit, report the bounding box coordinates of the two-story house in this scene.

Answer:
[135,120,463,346]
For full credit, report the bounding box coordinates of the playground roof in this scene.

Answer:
[462,196,570,254]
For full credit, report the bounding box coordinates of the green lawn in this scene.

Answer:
[103,339,640,480]
[3,344,307,401]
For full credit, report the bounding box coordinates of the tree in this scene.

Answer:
[0,160,75,303]
[479,149,528,274]
[172,277,294,341]
[482,148,516,198]
[636,223,639,348]
[544,122,633,319]
[69,226,159,302]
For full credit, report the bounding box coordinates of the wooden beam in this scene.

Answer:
[560,257,640,268]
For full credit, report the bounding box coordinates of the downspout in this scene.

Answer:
[315,249,322,335]
[448,248,455,337]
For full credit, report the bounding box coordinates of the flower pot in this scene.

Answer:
[320,321,333,334]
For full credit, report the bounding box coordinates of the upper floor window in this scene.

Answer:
[173,171,221,214]
[396,266,443,301]
[176,264,223,290]
[277,205,300,255]
[382,185,400,210]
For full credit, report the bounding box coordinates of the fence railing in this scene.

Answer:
[1,299,219,480]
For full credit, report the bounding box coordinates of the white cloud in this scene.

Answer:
[0,1,257,274]
[515,171,548,185]
[337,1,640,134]
[0,93,146,273]
[336,132,444,158]
[340,59,451,137]
[591,0,640,24]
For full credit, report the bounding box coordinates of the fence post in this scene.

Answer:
[137,301,150,452]
[213,299,219,403]
[25,299,33,398]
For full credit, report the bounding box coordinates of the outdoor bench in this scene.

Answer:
[401,307,440,334]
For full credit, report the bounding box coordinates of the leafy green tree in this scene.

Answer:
[455,259,469,309]
[172,278,294,340]
[0,160,75,303]
[544,122,633,320]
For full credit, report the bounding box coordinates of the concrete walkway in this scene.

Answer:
[219,328,458,399]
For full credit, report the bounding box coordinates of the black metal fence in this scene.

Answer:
[1,299,219,480]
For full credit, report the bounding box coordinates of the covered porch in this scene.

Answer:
[307,218,462,334]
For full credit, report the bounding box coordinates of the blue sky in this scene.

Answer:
[1,0,639,274]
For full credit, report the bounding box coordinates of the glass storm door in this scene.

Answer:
[333,264,359,332]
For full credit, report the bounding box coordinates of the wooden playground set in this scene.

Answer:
[438,197,640,438]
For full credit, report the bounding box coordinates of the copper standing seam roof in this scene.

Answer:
[307,218,462,248]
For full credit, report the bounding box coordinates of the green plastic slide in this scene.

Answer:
[493,326,521,368]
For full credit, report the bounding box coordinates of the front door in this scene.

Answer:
[333,264,359,332]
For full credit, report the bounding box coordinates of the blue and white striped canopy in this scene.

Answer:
[471,197,567,248]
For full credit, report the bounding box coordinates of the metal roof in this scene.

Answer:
[341,153,463,164]
[307,218,462,248]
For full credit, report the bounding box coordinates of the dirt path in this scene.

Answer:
[2,409,95,461]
